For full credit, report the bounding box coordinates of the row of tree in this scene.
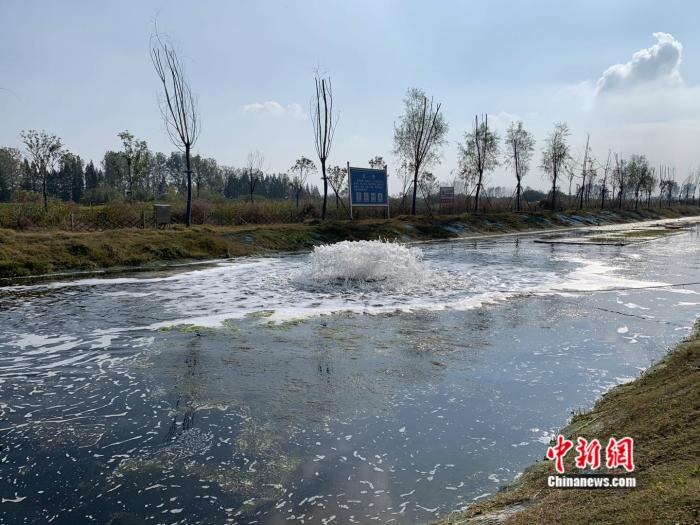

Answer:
[2,120,698,215]
[392,89,700,213]
[2,27,698,218]
[0,138,328,206]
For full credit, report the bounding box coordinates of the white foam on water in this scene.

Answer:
[103,291,154,298]
[25,241,672,332]
[2,239,686,346]
[5,333,78,351]
[307,240,425,287]
[1,331,124,380]
[2,258,277,291]
[668,289,699,295]
[549,257,667,293]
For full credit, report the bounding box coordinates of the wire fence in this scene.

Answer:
[1,198,698,231]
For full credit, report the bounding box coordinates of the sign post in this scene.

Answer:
[439,186,455,214]
[347,164,390,219]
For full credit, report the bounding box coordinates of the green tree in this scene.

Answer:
[0,147,23,201]
[118,130,148,201]
[20,130,63,210]
[52,152,84,202]
[84,160,101,191]
[20,158,35,192]
[146,152,169,196]
[102,151,126,190]
[192,155,220,197]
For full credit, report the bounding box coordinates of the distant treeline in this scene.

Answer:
[1,133,699,214]
[0,146,322,204]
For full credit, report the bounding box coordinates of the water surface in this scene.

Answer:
[1,226,699,524]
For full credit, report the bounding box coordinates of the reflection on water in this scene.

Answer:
[1,226,699,524]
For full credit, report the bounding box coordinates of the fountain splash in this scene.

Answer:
[308,240,425,286]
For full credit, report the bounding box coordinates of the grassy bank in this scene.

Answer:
[1,207,698,279]
[437,323,700,525]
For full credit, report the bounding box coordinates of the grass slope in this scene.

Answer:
[437,324,700,525]
[0,207,697,279]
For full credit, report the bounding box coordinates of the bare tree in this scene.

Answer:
[565,161,576,204]
[150,31,200,226]
[245,150,264,204]
[20,129,63,210]
[658,165,670,207]
[680,173,696,204]
[396,159,414,213]
[584,157,597,206]
[393,88,448,215]
[504,121,535,212]
[310,71,338,220]
[613,154,627,208]
[459,115,500,213]
[541,122,570,211]
[577,134,590,209]
[599,152,611,208]
[643,166,656,208]
[665,179,679,205]
[118,130,148,202]
[290,157,316,209]
[418,171,439,215]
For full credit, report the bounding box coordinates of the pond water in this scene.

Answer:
[1,225,699,524]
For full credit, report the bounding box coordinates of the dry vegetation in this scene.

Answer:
[1,207,699,279]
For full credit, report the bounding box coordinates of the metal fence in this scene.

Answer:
[69,211,155,231]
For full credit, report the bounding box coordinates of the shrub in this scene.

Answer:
[0,201,75,229]
[81,185,124,205]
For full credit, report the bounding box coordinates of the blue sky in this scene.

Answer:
[2,0,699,192]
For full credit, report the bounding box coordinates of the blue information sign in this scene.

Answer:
[348,167,388,206]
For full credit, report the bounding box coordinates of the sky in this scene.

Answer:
[2,0,700,193]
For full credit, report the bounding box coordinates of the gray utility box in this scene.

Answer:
[154,204,171,227]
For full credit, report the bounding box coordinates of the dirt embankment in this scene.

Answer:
[1,207,698,279]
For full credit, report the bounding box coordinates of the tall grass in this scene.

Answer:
[0,199,323,229]
[1,195,696,230]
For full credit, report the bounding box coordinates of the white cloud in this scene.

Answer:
[540,31,700,191]
[595,32,683,95]
[555,32,695,121]
[242,101,305,118]
[487,111,522,131]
